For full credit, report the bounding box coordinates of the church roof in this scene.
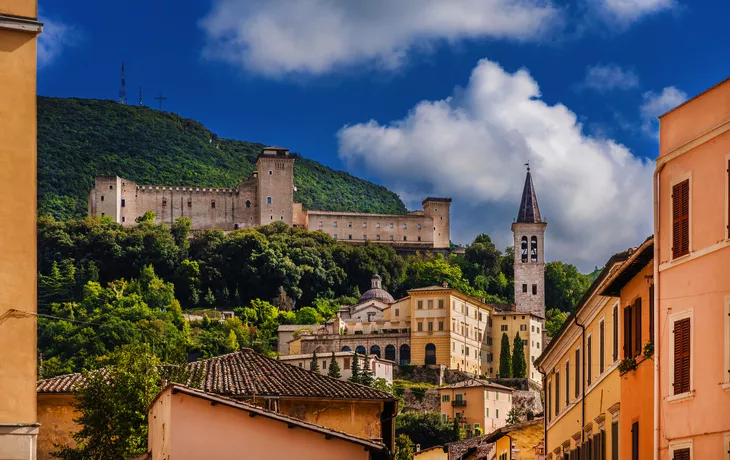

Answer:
[358,288,394,304]
[516,167,542,223]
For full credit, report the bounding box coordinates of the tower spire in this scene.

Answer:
[516,163,542,223]
[118,62,127,105]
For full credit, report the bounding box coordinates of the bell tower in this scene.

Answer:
[512,164,547,316]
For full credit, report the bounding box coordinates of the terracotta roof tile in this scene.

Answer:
[37,372,86,394]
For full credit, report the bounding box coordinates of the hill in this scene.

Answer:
[37,97,407,220]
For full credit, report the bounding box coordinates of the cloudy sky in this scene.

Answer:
[39,0,729,271]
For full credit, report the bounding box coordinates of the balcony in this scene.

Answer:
[452,400,467,407]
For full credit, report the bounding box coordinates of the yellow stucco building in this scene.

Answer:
[484,417,544,460]
[438,379,514,436]
[535,249,632,460]
[0,0,42,457]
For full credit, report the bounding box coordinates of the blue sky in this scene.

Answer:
[37,0,729,271]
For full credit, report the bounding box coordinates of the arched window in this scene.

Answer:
[521,236,528,263]
[370,345,381,358]
[531,236,538,263]
[385,344,396,361]
[245,200,251,208]
[425,343,437,365]
[399,345,411,365]
[355,345,367,355]
[341,346,352,352]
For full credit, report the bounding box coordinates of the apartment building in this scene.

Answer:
[438,379,514,435]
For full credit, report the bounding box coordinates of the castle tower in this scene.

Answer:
[512,165,547,316]
[256,146,295,225]
[422,198,452,249]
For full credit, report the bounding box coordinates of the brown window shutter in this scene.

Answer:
[727,159,730,234]
[634,298,642,356]
[673,318,691,394]
[623,305,632,359]
[649,285,655,344]
[673,448,690,460]
[672,180,690,258]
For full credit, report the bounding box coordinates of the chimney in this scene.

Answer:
[442,281,448,288]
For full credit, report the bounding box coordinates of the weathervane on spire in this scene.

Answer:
[524,161,530,172]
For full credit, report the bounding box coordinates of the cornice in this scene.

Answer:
[0,14,42,33]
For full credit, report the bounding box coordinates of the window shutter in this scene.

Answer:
[727,159,730,234]
[600,321,605,373]
[673,318,691,394]
[672,180,690,258]
[624,306,632,359]
[673,448,690,460]
[634,298,642,357]
[631,422,639,460]
[649,285,655,344]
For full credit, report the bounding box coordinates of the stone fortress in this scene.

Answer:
[279,167,549,384]
[88,146,451,250]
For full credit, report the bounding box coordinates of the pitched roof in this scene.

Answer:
[516,168,542,223]
[481,417,544,443]
[37,372,85,394]
[155,384,390,455]
[440,378,514,392]
[277,324,313,332]
[600,236,654,297]
[187,349,394,400]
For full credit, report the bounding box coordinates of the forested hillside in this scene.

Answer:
[37,97,407,220]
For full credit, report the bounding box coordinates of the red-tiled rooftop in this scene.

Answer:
[37,372,85,394]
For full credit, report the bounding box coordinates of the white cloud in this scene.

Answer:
[337,59,653,271]
[38,11,75,69]
[598,0,675,24]
[199,0,562,76]
[582,63,639,91]
[640,86,687,137]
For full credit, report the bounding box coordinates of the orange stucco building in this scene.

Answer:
[655,77,730,459]
[0,0,42,458]
[148,384,391,460]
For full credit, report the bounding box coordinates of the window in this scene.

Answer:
[333,234,337,239]
[100,195,104,201]
[565,361,570,407]
[162,198,168,207]
[417,322,423,332]
[521,236,528,262]
[363,235,367,240]
[575,348,580,398]
[333,221,337,227]
[403,236,407,241]
[624,298,642,359]
[348,234,352,240]
[266,196,272,204]
[395,308,399,317]
[376,235,380,241]
[631,422,639,460]
[587,335,593,384]
[109,185,113,190]
[210,200,215,209]
[599,319,605,374]
[634,298,642,357]
[417,224,421,229]
[268,170,273,175]
[438,300,444,309]
[442,395,450,402]
[555,372,560,414]
[428,300,433,309]
[344,358,350,370]
[363,222,367,228]
[496,409,499,418]
[245,200,250,208]
[672,179,690,258]
[649,285,655,345]
[439,321,444,331]
[403,224,407,229]
[122,217,125,222]
[428,322,433,332]
[121,199,125,207]
[672,448,690,460]
[547,381,552,422]
[346,222,352,228]
[532,284,537,295]
[613,304,619,362]
[672,317,691,395]
[418,300,423,309]
[501,325,508,331]
[531,236,538,262]
[417,236,421,241]
[318,220,323,227]
[101,213,105,217]
[520,324,527,331]
[389,236,393,241]
[389,223,394,228]
[522,284,527,293]
[376,223,380,228]
[611,421,618,460]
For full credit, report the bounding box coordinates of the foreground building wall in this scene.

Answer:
[36,395,77,460]
[0,1,42,457]
[656,77,730,459]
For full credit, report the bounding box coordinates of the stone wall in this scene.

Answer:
[299,333,411,365]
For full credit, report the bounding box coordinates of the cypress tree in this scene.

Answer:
[310,350,320,373]
[349,352,361,384]
[499,332,512,378]
[360,355,374,386]
[328,352,341,379]
[512,332,527,378]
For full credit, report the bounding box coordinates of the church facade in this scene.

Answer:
[88,146,451,249]
[281,167,548,383]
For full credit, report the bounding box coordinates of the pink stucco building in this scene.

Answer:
[148,384,391,460]
[655,77,730,459]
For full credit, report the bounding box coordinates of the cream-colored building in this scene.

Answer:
[491,308,545,381]
[0,1,42,457]
[88,147,451,250]
[438,379,514,435]
[277,352,394,384]
[535,249,632,460]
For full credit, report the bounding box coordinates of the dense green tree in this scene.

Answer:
[360,355,373,387]
[310,350,320,373]
[327,352,341,378]
[512,332,527,378]
[349,352,361,384]
[465,234,502,277]
[395,412,458,450]
[545,308,569,338]
[295,307,323,325]
[499,332,512,378]
[394,434,415,460]
[545,261,591,313]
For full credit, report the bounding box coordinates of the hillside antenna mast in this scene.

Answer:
[118,62,127,105]
[139,86,143,106]
[154,92,167,111]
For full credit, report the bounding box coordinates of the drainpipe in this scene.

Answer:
[506,433,514,460]
[575,315,587,455]
[653,159,666,460]
[536,364,547,458]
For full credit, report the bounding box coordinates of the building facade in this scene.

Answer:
[88,146,451,249]
[535,250,631,460]
[438,379,514,435]
[0,2,42,458]
[491,308,545,382]
[655,77,730,459]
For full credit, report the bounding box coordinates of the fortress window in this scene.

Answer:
[333,234,337,239]
[101,213,105,217]
[109,185,113,190]
[376,235,381,241]
[363,235,367,240]
[389,235,394,241]
[318,221,323,227]
[333,221,338,227]
[266,196,272,204]
[417,224,421,229]
[270,216,273,220]
[348,222,352,227]
[522,284,527,293]
[440,216,443,220]
[210,200,215,208]
[363,222,367,228]
[532,284,537,295]
[188,199,192,208]
[280,216,283,220]
[434,208,438,212]
[403,224,407,229]
[417,236,421,242]
[245,200,251,208]
[121,199,125,207]
[348,235,352,240]
[376,223,381,228]
[122,217,125,223]
[268,170,272,175]
[403,236,407,241]
[100,196,104,201]
[389,223,394,228]
[530,236,538,262]
[162,198,168,207]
